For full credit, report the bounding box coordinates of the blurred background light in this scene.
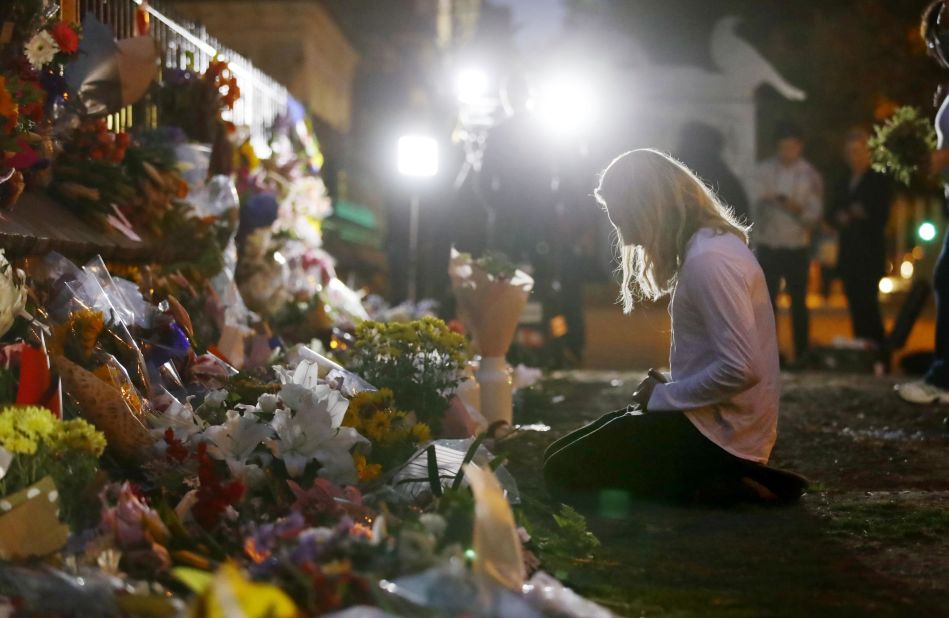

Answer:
[900,260,914,279]
[535,74,597,137]
[918,221,937,243]
[455,68,490,102]
[397,135,439,177]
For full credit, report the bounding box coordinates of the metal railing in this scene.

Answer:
[77,0,289,142]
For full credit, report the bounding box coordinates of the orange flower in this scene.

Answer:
[0,76,18,130]
[50,23,79,54]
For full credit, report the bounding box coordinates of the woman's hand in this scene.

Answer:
[631,369,668,410]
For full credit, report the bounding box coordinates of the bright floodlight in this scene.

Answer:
[397,135,439,177]
[455,68,489,102]
[878,277,894,294]
[536,74,596,137]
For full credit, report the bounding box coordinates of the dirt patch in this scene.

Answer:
[503,371,949,617]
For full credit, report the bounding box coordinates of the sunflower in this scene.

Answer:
[410,423,431,445]
[364,410,392,443]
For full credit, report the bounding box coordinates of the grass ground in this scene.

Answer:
[499,371,949,617]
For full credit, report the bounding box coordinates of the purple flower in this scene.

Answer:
[240,192,279,232]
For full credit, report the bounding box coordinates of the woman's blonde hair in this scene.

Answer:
[594,148,750,313]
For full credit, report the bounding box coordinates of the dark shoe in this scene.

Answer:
[740,463,810,503]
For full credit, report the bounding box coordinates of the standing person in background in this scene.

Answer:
[898,0,949,403]
[828,127,892,367]
[480,73,553,264]
[675,121,751,225]
[752,123,824,367]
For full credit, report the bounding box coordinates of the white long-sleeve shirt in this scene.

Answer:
[647,228,780,463]
[751,157,823,249]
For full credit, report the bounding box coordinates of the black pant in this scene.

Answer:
[543,408,749,504]
[841,269,885,347]
[757,246,811,360]
[927,230,949,388]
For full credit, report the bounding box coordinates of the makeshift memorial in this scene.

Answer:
[449,249,534,426]
[0,5,620,612]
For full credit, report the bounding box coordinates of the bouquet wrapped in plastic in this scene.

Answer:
[37,254,155,461]
[448,249,534,426]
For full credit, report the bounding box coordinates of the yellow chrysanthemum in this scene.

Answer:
[51,419,107,457]
[17,406,56,439]
[0,406,51,454]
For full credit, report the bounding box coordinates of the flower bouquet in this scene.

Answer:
[0,405,106,558]
[870,106,939,191]
[448,249,534,426]
[345,317,470,428]
[341,388,431,483]
[156,59,239,145]
[42,272,154,461]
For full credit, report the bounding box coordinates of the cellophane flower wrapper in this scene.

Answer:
[379,559,542,617]
[0,562,123,617]
[322,277,370,328]
[448,249,534,357]
[392,438,519,503]
[38,254,155,461]
[465,463,525,590]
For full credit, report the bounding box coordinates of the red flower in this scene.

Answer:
[163,428,189,462]
[50,23,79,54]
[192,443,245,530]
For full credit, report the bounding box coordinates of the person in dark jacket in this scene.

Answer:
[828,127,892,352]
[675,121,751,224]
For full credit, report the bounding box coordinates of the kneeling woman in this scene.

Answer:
[544,149,803,503]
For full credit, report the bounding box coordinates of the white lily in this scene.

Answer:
[277,373,348,429]
[275,360,322,389]
[204,406,274,464]
[150,397,203,442]
[265,384,366,483]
